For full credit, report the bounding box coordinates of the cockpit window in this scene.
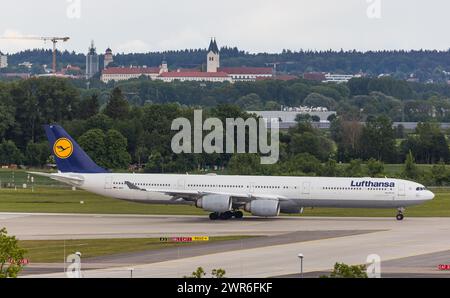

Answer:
[416,187,426,191]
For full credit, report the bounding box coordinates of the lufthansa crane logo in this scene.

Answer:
[53,138,73,159]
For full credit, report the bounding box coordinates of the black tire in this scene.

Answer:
[220,211,233,220]
[209,212,219,220]
[396,213,404,221]
[234,211,244,219]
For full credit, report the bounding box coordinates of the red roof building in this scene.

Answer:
[101,66,161,83]
[303,72,326,81]
[218,67,274,81]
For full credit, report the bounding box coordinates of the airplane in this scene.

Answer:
[29,124,435,221]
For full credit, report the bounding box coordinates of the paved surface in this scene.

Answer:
[278,249,450,278]
[2,213,450,278]
[21,230,376,275]
[0,212,423,240]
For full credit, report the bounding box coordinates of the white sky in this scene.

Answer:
[0,0,449,54]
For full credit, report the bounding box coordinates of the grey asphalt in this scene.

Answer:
[21,230,376,275]
[5,213,450,278]
[276,249,450,278]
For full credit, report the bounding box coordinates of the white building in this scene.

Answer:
[323,73,360,83]
[101,66,161,83]
[0,51,8,68]
[18,61,33,69]
[158,71,232,83]
[219,67,273,82]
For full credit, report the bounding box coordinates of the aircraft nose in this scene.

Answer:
[425,190,435,201]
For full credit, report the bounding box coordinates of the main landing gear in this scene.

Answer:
[209,210,244,220]
[396,208,405,221]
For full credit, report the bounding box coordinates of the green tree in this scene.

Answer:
[227,154,261,175]
[185,267,206,278]
[144,151,164,173]
[78,129,108,168]
[235,93,263,110]
[25,142,50,167]
[79,93,100,119]
[104,129,131,169]
[345,159,363,177]
[322,159,340,177]
[211,268,226,278]
[0,140,23,165]
[402,151,419,179]
[321,262,368,278]
[431,162,449,186]
[303,92,336,110]
[283,153,323,176]
[104,87,129,120]
[366,158,385,177]
[0,103,14,139]
[359,116,396,162]
[0,228,27,278]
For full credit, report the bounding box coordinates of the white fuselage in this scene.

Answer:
[65,173,434,210]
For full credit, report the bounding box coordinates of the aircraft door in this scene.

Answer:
[177,179,185,190]
[249,182,255,194]
[302,182,310,199]
[398,183,406,197]
[104,177,113,189]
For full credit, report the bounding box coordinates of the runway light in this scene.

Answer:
[297,253,304,278]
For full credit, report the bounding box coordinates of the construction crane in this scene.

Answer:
[0,36,70,73]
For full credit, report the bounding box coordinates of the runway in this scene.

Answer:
[1,213,450,277]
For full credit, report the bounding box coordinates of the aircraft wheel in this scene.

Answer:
[220,211,233,220]
[209,212,219,220]
[396,213,404,221]
[234,211,244,219]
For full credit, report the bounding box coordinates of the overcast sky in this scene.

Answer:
[0,0,449,54]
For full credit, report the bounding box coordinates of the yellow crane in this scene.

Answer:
[0,36,70,73]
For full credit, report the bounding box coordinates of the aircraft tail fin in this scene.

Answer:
[44,124,108,173]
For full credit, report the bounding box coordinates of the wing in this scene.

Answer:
[124,181,286,202]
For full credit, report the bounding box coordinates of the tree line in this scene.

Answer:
[0,77,450,185]
[6,48,450,83]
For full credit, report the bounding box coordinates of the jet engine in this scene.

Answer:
[279,200,302,214]
[195,195,232,213]
[244,200,280,217]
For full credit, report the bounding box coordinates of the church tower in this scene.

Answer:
[206,38,220,72]
[104,47,113,69]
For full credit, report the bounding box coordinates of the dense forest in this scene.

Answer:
[4,47,450,82]
[1,76,450,185]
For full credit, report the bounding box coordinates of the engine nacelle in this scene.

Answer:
[244,200,280,217]
[196,195,232,212]
[280,200,302,214]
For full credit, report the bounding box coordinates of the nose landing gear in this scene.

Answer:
[396,208,405,221]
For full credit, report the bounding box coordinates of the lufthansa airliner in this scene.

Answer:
[30,125,434,220]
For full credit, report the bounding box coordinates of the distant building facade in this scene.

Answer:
[104,47,113,68]
[304,72,361,83]
[86,41,99,79]
[158,71,232,83]
[100,39,275,83]
[219,67,273,82]
[0,51,8,68]
[101,66,161,83]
